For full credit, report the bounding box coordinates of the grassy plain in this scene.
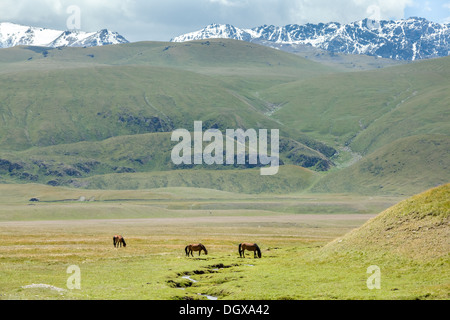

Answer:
[0,184,447,300]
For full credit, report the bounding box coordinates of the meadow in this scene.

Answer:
[0,184,447,300]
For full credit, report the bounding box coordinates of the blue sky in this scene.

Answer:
[1,0,449,41]
[405,0,450,23]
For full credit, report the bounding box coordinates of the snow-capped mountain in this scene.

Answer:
[0,22,128,48]
[172,18,450,61]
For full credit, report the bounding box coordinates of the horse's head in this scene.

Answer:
[255,244,261,258]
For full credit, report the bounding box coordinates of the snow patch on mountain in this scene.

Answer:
[0,22,129,48]
[171,18,450,61]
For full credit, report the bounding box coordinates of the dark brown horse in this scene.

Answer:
[185,243,208,257]
[239,243,261,258]
[113,235,126,248]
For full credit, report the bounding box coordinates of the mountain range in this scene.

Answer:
[171,17,450,61]
[0,22,129,48]
[2,18,449,61]
[0,15,448,196]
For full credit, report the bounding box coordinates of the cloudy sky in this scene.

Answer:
[1,0,450,42]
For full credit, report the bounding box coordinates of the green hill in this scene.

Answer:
[68,165,319,193]
[0,39,339,192]
[0,40,336,153]
[319,183,449,261]
[0,129,327,192]
[0,40,336,77]
[260,56,450,155]
[0,65,272,151]
[0,39,448,194]
[311,135,450,195]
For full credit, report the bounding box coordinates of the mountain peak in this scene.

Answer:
[0,22,129,48]
[172,17,450,61]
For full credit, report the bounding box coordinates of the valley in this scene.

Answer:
[0,39,448,195]
[0,36,448,301]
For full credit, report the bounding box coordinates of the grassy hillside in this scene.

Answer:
[0,40,339,192]
[0,129,333,188]
[261,56,450,154]
[301,184,450,299]
[0,39,448,194]
[0,40,336,77]
[318,183,449,261]
[311,135,450,195]
[255,40,407,71]
[0,65,277,151]
[68,165,319,193]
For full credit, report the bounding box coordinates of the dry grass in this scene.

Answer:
[320,183,450,261]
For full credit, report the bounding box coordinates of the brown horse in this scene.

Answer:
[239,243,261,258]
[113,235,126,248]
[185,243,208,257]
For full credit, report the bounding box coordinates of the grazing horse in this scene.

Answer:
[113,235,126,248]
[239,243,261,258]
[185,243,208,257]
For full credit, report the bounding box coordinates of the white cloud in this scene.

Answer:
[444,3,450,23]
[289,0,414,25]
[209,0,248,7]
[0,0,425,41]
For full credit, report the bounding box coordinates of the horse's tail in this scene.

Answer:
[113,236,117,247]
[255,244,261,258]
[238,243,242,257]
[185,245,189,256]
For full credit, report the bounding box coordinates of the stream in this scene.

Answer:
[181,275,218,300]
